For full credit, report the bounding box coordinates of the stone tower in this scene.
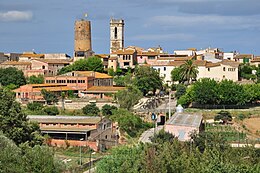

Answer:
[74,19,93,58]
[110,18,124,53]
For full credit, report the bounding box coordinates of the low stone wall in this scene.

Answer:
[46,139,98,151]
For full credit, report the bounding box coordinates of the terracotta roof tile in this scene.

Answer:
[34,59,71,64]
[234,54,253,59]
[85,86,125,93]
[113,49,136,55]
[1,61,31,65]
[20,54,44,58]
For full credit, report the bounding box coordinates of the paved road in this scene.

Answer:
[139,125,163,143]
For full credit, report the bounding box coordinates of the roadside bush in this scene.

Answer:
[175,84,187,99]
[44,106,59,115]
[82,103,100,116]
[101,104,118,116]
[27,102,44,111]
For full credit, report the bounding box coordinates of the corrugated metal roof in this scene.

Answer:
[166,112,202,128]
[28,115,101,124]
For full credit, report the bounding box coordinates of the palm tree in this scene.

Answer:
[179,60,198,84]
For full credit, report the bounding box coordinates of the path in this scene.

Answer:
[139,125,163,143]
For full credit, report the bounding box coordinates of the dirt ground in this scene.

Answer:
[243,117,260,135]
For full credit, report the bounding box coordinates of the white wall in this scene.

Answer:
[197,64,238,81]
[223,53,235,60]
[152,65,175,84]
[174,50,194,56]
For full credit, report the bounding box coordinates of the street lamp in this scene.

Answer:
[79,138,84,165]
[151,113,157,139]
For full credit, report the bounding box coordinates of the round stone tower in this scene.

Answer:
[74,19,92,58]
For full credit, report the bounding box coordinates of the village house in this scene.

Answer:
[96,54,109,70]
[151,60,239,84]
[30,59,71,76]
[110,49,137,69]
[165,112,203,141]
[233,54,254,63]
[137,51,160,65]
[0,61,32,71]
[28,115,118,151]
[14,71,125,102]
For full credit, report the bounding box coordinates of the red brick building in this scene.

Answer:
[28,115,118,151]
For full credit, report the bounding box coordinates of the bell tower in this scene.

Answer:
[110,18,124,53]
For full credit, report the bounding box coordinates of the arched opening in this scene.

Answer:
[114,27,118,39]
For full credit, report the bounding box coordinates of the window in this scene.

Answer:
[42,65,45,69]
[208,68,210,71]
[223,67,226,71]
[148,56,155,60]
[164,67,166,71]
[114,27,117,39]
[228,68,235,71]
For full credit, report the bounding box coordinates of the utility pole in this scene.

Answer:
[168,90,171,119]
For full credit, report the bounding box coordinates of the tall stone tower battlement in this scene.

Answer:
[74,19,92,58]
[110,18,124,53]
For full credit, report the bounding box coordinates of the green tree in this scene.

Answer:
[171,67,182,83]
[192,78,219,104]
[58,56,104,75]
[0,88,43,146]
[101,104,118,116]
[27,75,44,84]
[239,63,256,80]
[175,84,187,99]
[214,110,232,124]
[27,102,44,111]
[116,86,142,110]
[217,80,245,105]
[82,103,100,116]
[43,106,59,115]
[114,72,132,86]
[110,109,151,137]
[179,60,198,84]
[133,66,163,95]
[0,133,64,173]
[0,67,26,88]
[85,56,104,72]
[41,89,58,105]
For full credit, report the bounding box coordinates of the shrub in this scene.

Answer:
[27,102,44,111]
[101,104,118,116]
[44,106,59,115]
[82,103,100,116]
[175,84,187,99]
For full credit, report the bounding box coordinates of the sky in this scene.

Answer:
[0,0,260,56]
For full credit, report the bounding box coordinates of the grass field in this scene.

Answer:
[243,117,260,137]
[205,123,246,142]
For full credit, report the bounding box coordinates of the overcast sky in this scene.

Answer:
[0,0,260,56]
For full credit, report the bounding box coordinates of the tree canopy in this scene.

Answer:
[178,78,258,106]
[0,67,26,88]
[58,56,104,74]
[82,103,100,116]
[96,131,260,173]
[133,66,163,95]
[101,104,118,116]
[0,88,43,146]
[116,86,142,110]
[110,109,151,137]
[179,60,198,84]
[171,67,182,83]
[41,89,58,105]
[0,133,64,173]
[27,75,44,84]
